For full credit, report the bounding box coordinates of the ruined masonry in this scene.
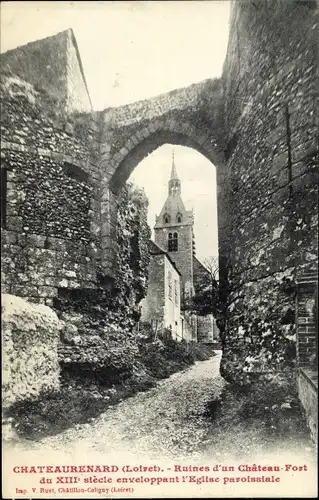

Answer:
[1,0,318,417]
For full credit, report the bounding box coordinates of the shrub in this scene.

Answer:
[236,372,300,421]
[8,334,217,440]
[187,342,216,360]
[137,334,216,379]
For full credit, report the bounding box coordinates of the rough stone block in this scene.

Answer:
[37,286,57,297]
[101,235,113,250]
[2,294,62,409]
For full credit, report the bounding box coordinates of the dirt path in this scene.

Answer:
[10,353,224,462]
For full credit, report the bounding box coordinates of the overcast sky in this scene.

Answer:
[1,1,231,261]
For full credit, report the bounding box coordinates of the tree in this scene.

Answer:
[184,256,220,317]
[203,256,219,282]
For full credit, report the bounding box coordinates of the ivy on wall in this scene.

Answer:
[112,182,151,327]
[57,182,151,375]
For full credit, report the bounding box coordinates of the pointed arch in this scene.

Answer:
[163,213,171,224]
[176,213,183,223]
[108,121,226,194]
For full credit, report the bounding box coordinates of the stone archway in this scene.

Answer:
[95,78,231,331]
[109,124,225,192]
[99,123,229,295]
[99,77,226,185]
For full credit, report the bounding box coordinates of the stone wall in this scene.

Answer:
[1,2,318,385]
[112,183,151,327]
[1,71,100,305]
[295,271,318,444]
[295,272,317,366]
[2,294,61,409]
[220,0,319,382]
[66,31,93,113]
[1,29,92,113]
[164,256,182,340]
[297,369,318,443]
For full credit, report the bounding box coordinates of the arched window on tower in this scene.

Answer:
[168,232,178,251]
[177,213,182,223]
[163,213,170,224]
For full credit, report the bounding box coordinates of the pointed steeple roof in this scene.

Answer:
[168,149,181,196]
[154,148,193,230]
[170,149,179,180]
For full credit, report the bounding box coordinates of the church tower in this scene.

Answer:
[154,151,195,300]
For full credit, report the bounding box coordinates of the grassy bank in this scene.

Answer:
[201,371,315,459]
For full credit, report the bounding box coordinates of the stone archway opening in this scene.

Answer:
[108,128,225,194]
[114,139,221,344]
[101,126,229,322]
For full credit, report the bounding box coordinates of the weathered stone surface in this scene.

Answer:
[2,294,62,409]
[1,29,92,114]
[0,65,99,301]
[297,369,318,443]
[219,0,318,382]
